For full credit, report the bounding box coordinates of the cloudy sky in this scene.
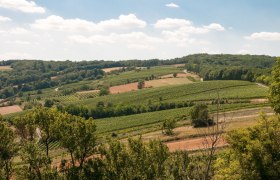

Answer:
[0,0,279,60]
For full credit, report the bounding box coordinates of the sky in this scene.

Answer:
[0,0,279,61]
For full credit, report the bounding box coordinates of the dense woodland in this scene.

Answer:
[0,54,275,99]
[0,57,279,179]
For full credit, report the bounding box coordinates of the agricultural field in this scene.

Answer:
[0,66,12,71]
[65,80,267,107]
[94,102,268,136]
[0,105,22,115]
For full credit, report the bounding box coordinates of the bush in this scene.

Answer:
[190,104,214,127]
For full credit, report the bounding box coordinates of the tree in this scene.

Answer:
[137,80,145,89]
[269,57,280,113]
[214,113,280,179]
[190,104,214,127]
[44,99,54,107]
[162,119,176,135]
[173,73,178,78]
[55,114,97,169]
[99,88,109,96]
[31,107,58,158]
[0,120,18,180]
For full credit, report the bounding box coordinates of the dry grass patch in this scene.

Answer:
[76,90,100,94]
[102,67,125,73]
[145,78,193,88]
[109,82,138,94]
[0,66,12,71]
[0,105,22,115]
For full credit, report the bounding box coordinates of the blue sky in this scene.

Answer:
[0,0,279,60]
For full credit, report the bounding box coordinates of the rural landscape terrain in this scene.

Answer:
[1,0,280,179]
[1,54,280,179]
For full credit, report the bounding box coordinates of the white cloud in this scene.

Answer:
[0,0,45,13]
[97,14,146,29]
[10,27,29,34]
[165,3,179,8]
[154,18,192,29]
[245,32,280,41]
[31,15,98,32]
[5,40,31,45]
[203,23,225,31]
[31,14,146,33]
[0,15,11,22]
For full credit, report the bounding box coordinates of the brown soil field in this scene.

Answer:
[110,82,138,94]
[250,98,268,104]
[102,67,125,73]
[171,64,185,67]
[51,76,58,80]
[0,105,22,115]
[166,136,227,152]
[145,78,193,88]
[0,66,12,70]
[76,89,100,94]
[109,78,194,94]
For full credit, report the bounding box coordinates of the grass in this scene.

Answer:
[94,102,269,135]
[64,80,267,106]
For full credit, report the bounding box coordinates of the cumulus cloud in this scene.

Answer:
[165,3,179,8]
[97,14,146,29]
[245,32,280,41]
[203,23,225,31]
[0,15,11,22]
[0,0,45,13]
[31,14,146,33]
[31,15,97,32]
[154,18,192,29]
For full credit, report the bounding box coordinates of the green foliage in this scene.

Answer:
[44,99,54,107]
[137,79,145,89]
[162,119,176,135]
[269,57,280,114]
[214,113,280,179]
[99,87,109,96]
[0,121,18,180]
[190,104,214,127]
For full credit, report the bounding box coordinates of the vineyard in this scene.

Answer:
[95,102,268,136]
[65,80,267,106]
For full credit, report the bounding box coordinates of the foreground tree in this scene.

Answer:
[214,113,280,179]
[0,118,18,180]
[269,57,280,113]
[55,114,96,169]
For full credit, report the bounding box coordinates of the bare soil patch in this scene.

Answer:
[145,78,193,88]
[0,66,12,71]
[171,64,185,67]
[109,77,194,94]
[166,137,227,152]
[250,98,268,104]
[102,67,125,73]
[0,105,22,115]
[110,82,138,94]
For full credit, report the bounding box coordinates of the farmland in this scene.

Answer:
[64,80,267,107]
[0,66,12,71]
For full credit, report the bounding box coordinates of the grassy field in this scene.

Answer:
[63,80,267,106]
[94,102,268,136]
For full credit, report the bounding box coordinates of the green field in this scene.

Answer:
[63,80,267,106]
[95,102,268,135]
